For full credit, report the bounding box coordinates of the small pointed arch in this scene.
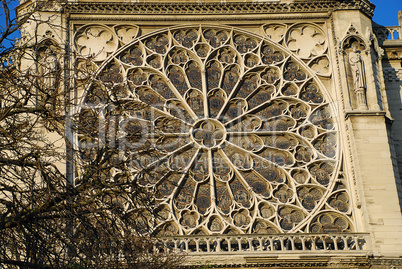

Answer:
[339,24,370,53]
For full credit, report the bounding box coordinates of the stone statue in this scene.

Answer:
[349,44,368,110]
[349,44,365,89]
[39,48,58,90]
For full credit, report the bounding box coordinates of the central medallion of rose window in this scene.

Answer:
[78,26,353,237]
[192,119,226,148]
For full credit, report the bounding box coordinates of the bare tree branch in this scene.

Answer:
[0,1,184,268]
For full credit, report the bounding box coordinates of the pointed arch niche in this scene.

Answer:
[76,25,355,236]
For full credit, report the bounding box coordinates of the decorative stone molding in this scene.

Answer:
[64,0,375,17]
[368,257,402,268]
[344,110,387,120]
[178,256,402,268]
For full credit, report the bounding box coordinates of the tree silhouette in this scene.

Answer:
[0,1,183,268]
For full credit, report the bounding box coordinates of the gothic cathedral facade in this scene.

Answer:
[19,0,402,268]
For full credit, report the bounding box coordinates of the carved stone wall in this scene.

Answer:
[21,0,402,267]
[75,25,354,237]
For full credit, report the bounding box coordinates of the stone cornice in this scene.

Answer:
[179,256,402,268]
[181,257,372,268]
[369,257,402,266]
[345,110,387,119]
[64,0,375,18]
[383,46,402,61]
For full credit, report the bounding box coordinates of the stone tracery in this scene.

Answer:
[75,25,118,62]
[77,25,353,236]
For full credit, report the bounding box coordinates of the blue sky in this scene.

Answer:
[371,0,401,26]
[0,0,400,47]
[0,0,401,27]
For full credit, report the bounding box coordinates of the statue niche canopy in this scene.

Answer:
[77,25,352,236]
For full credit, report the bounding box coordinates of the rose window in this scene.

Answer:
[78,26,353,236]
[192,119,226,148]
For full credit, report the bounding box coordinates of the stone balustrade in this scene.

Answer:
[158,233,371,255]
[374,25,402,44]
[385,26,402,41]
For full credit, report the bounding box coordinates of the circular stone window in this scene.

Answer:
[78,25,352,236]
